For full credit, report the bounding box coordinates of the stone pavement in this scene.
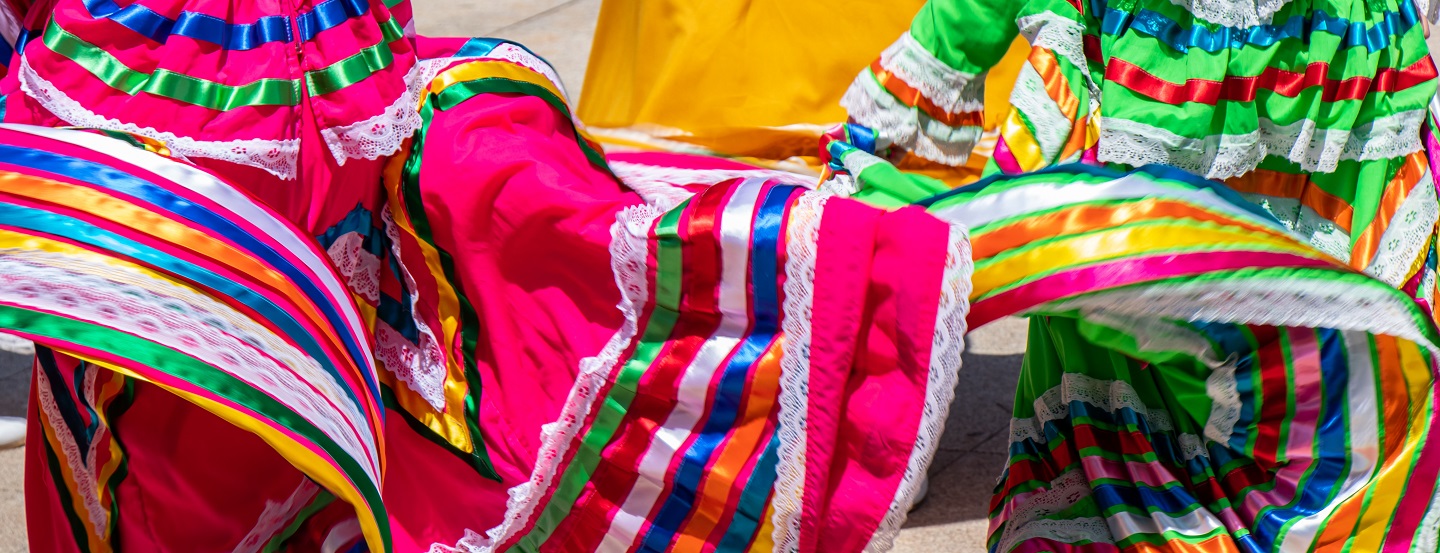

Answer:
[0,1,1025,550]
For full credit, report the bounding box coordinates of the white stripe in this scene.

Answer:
[1106,507,1226,542]
[1275,330,1382,550]
[0,124,378,373]
[598,178,765,552]
[929,172,1264,230]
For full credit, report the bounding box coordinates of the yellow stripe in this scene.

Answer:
[86,356,390,552]
[379,153,475,454]
[970,223,1329,299]
[1347,339,1434,548]
[747,501,777,552]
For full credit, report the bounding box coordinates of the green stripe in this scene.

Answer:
[391,90,500,480]
[261,490,338,553]
[43,19,301,109]
[509,202,689,553]
[0,306,393,551]
[305,42,396,96]
[432,78,610,170]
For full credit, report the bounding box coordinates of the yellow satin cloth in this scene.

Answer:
[577,0,1030,184]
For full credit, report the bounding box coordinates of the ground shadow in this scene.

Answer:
[0,346,29,418]
[903,346,1026,530]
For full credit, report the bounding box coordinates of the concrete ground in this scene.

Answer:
[0,1,1025,550]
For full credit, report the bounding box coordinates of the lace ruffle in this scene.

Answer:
[864,223,974,553]
[996,470,1113,552]
[1097,112,1427,181]
[431,203,665,553]
[877,33,984,115]
[18,58,301,180]
[1165,0,1294,28]
[841,74,981,167]
[771,190,830,553]
[1363,176,1439,287]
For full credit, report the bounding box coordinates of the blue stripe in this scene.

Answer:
[637,182,795,553]
[455,37,504,58]
[1,144,381,408]
[296,0,369,42]
[1092,481,1205,516]
[1250,328,1352,546]
[714,435,782,552]
[80,0,292,50]
[1097,0,1419,54]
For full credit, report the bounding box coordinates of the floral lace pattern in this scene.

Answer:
[1363,177,1439,287]
[877,33,984,115]
[18,58,301,180]
[1098,113,1426,181]
[771,190,830,553]
[842,74,982,166]
[996,470,1114,553]
[1166,0,1294,28]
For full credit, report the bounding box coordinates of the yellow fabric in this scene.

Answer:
[578,0,1030,183]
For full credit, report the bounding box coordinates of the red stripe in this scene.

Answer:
[553,180,741,550]
[1107,57,1439,104]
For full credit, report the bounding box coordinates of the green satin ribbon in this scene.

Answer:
[44,13,413,108]
[0,304,393,551]
[43,19,301,109]
[305,41,395,96]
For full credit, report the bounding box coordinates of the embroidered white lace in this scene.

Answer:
[18,58,301,180]
[771,190,831,553]
[997,470,1114,553]
[1166,0,1294,28]
[842,74,982,167]
[1363,176,1439,287]
[1098,113,1426,181]
[877,33,985,114]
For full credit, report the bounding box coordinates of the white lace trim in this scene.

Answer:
[1033,276,1440,357]
[996,470,1113,553]
[325,44,573,167]
[876,33,984,115]
[1009,373,1176,445]
[608,161,815,208]
[864,223,974,553]
[1015,12,1098,95]
[0,252,380,476]
[34,361,110,535]
[1166,0,1294,28]
[1010,62,1072,163]
[1098,112,1427,180]
[842,73,982,167]
[377,208,452,412]
[771,190,831,553]
[1203,356,1243,446]
[17,57,301,180]
[431,203,664,553]
[232,479,322,553]
[1364,173,1439,287]
[1178,433,1209,461]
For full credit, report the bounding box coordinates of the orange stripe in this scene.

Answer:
[0,174,354,370]
[970,198,1290,261]
[1339,336,1423,551]
[870,60,984,128]
[1224,170,1355,233]
[1123,532,1241,553]
[1029,47,1080,121]
[1353,152,1427,270]
[671,337,785,553]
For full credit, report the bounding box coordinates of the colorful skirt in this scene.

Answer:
[5,37,1440,553]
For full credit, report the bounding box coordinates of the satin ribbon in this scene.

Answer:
[868,62,983,128]
[1106,56,1440,105]
[305,40,396,96]
[80,0,291,50]
[1102,2,1420,54]
[41,19,302,108]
